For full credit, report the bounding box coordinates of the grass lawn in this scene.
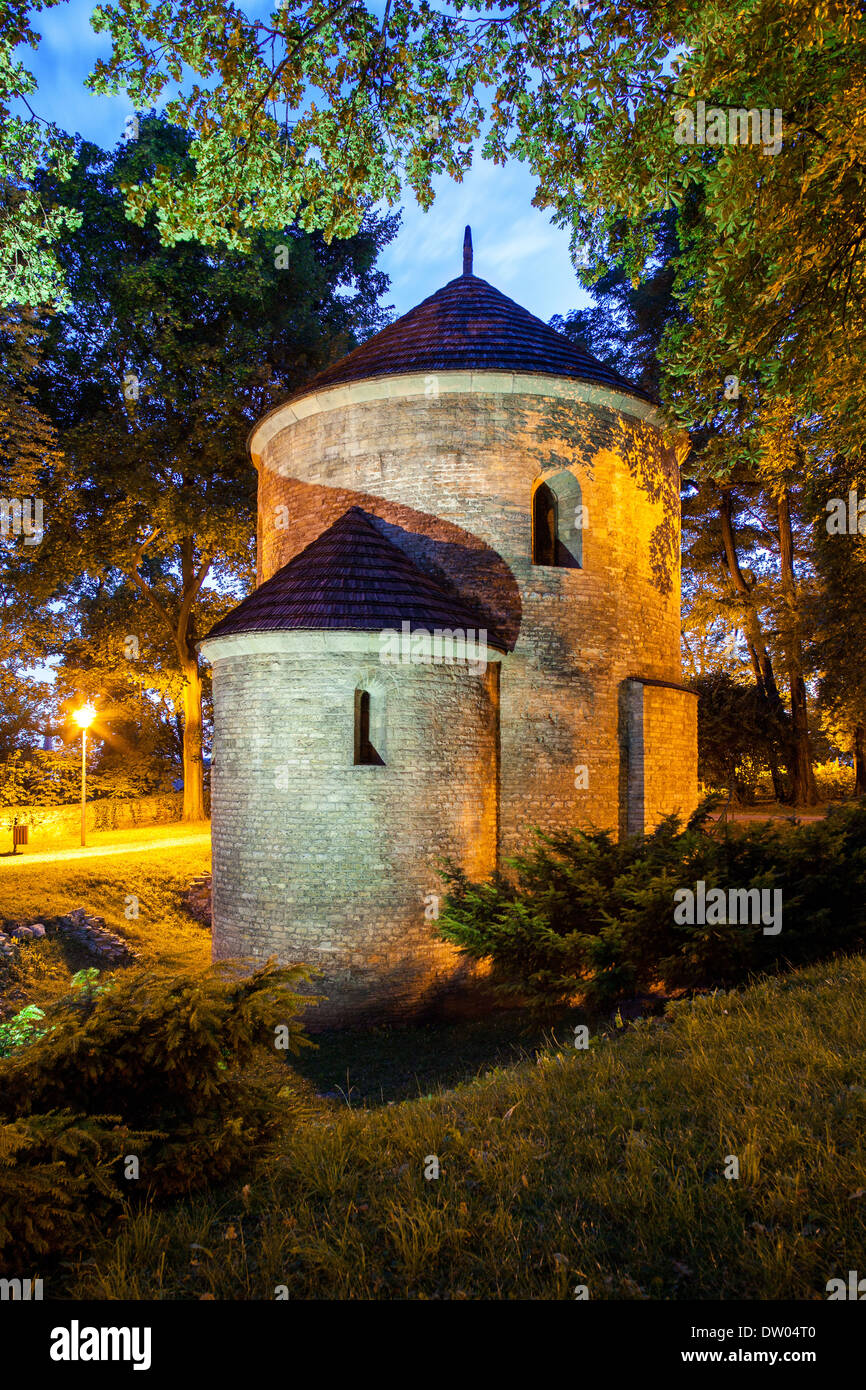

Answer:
[57,954,866,1301]
[5,829,865,1300]
[0,819,210,860]
[0,835,211,1012]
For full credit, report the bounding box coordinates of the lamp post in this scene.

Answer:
[72,704,97,847]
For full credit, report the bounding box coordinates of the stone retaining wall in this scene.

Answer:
[0,791,186,847]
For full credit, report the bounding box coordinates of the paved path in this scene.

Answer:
[0,832,210,868]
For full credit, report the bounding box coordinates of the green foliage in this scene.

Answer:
[693,672,788,801]
[436,802,866,1011]
[0,1002,46,1056]
[56,958,866,1301]
[0,748,89,805]
[12,114,396,817]
[0,4,81,307]
[756,760,856,804]
[0,747,175,806]
[0,959,315,1267]
[806,459,866,791]
[0,1110,139,1270]
[69,966,98,990]
[75,0,866,457]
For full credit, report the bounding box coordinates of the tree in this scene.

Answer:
[7,0,860,808]
[8,0,865,467]
[808,459,866,795]
[78,1,864,450]
[692,671,787,803]
[551,212,815,802]
[0,305,65,764]
[551,209,683,402]
[49,578,191,797]
[27,115,395,818]
[680,473,791,802]
[0,0,81,306]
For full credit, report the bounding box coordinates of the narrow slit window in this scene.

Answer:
[532,482,557,565]
[354,689,384,765]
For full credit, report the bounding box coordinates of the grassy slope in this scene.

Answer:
[5,843,864,1299]
[0,841,211,1010]
[65,955,866,1301]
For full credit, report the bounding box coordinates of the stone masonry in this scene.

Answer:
[200,252,699,1027]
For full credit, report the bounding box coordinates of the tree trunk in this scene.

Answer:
[718,489,781,704]
[777,489,819,806]
[718,486,788,801]
[177,537,211,821]
[767,746,786,804]
[181,655,205,821]
[854,723,866,796]
[787,672,818,806]
[131,532,213,821]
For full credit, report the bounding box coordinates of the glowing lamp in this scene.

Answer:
[73,703,97,729]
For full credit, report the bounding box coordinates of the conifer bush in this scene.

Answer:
[436,801,866,1011]
[0,960,314,1267]
[0,1112,144,1271]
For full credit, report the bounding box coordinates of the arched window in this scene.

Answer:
[531,471,583,568]
[354,689,384,765]
[532,483,557,566]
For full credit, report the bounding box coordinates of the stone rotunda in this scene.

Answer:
[199,228,698,1027]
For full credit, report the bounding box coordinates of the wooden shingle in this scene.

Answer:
[205,507,508,644]
[291,256,651,403]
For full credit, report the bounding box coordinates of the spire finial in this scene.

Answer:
[462,225,473,277]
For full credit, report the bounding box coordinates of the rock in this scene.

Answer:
[54,907,139,965]
[7,921,45,941]
[183,873,213,927]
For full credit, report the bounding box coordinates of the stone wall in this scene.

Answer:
[0,791,184,847]
[206,631,501,1027]
[254,372,688,851]
[622,678,699,837]
[201,369,699,1025]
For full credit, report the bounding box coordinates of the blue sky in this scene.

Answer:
[22,0,591,322]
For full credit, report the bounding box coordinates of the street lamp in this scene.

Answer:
[72,704,97,847]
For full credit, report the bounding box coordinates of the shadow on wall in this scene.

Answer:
[529,399,679,596]
[262,480,523,649]
[212,945,517,1032]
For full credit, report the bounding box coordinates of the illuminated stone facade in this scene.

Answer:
[200,254,698,1026]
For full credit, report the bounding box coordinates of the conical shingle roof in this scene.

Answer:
[290,229,649,403]
[203,507,506,645]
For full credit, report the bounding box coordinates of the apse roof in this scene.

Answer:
[202,506,507,645]
[289,226,650,404]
